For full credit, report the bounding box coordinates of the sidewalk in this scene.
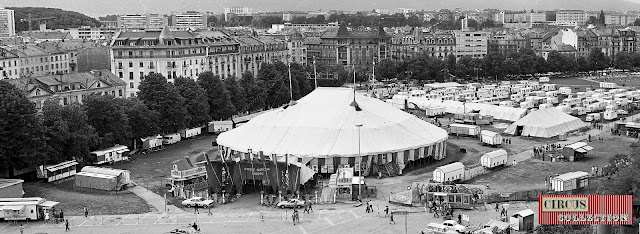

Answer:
[129,182,186,214]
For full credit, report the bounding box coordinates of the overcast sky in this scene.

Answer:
[1,0,639,16]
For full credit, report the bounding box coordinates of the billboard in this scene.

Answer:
[538,195,633,225]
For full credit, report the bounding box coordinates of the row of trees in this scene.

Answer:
[0,61,323,169]
[374,48,615,83]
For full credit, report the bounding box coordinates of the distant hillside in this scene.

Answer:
[8,7,101,32]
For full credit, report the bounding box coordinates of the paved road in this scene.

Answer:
[0,201,538,234]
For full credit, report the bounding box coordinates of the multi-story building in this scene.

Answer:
[286,31,307,65]
[69,26,117,40]
[306,24,390,70]
[37,40,109,72]
[0,8,15,38]
[100,20,118,28]
[592,28,614,57]
[390,30,455,62]
[271,23,339,33]
[611,28,636,54]
[224,7,252,21]
[0,47,20,78]
[605,14,636,26]
[556,10,588,26]
[4,70,126,111]
[454,31,489,58]
[110,28,208,97]
[117,14,147,28]
[530,12,547,26]
[110,28,287,97]
[576,29,599,58]
[2,44,70,78]
[116,14,167,29]
[169,13,206,29]
[488,33,527,55]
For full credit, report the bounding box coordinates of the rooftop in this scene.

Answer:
[0,179,24,189]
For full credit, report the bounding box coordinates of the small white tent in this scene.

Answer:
[503,108,587,138]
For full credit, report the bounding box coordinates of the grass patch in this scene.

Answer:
[23,180,151,216]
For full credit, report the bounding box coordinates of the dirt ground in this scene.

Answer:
[467,134,636,193]
[23,180,151,216]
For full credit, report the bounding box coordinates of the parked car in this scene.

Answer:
[181,197,214,208]
[617,109,629,115]
[422,223,459,234]
[442,220,467,233]
[276,199,305,209]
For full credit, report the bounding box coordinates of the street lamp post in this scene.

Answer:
[356,123,363,201]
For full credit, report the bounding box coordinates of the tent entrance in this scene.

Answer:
[515,126,524,136]
[242,179,264,194]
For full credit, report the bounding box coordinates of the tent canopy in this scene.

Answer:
[217,87,448,158]
[503,108,587,138]
[408,98,527,122]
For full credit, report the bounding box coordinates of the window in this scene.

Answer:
[150,51,154,57]
[139,62,144,68]
[130,82,134,89]
[119,72,123,78]
[128,51,133,57]
[139,51,143,57]
[140,72,144,78]
[129,62,133,67]
[119,89,123,96]
[118,51,123,57]
[118,62,122,69]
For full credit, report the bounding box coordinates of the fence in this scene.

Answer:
[463,166,487,181]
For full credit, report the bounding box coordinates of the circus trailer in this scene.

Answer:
[432,162,465,183]
[425,106,446,117]
[140,135,163,154]
[510,209,535,232]
[562,142,594,162]
[480,130,502,147]
[89,145,130,165]
[36,160,78,182]
[551,171,589,192]
[539,77,550,83]
[179,127,202,139]
[449,124,480,137]
[480,149,508,168]
[162,133,181,145]
[208,121,233,134]
[559,87,572,95]
[0,197,58,221]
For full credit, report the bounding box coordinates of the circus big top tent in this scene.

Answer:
[503,108,587,138]
[215,87,449,185]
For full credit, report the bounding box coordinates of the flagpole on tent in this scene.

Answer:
[220,146,233,188]
[288,56,293,102]
[274,154,279,195]
[261,151,267,193]
[249,148,256,190]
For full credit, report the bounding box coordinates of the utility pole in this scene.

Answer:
[356,123,363,200]
[313,57,318,88]
[288,56,293,102]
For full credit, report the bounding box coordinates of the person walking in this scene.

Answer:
[194,204,199,214]
[458,213,462,224]
[65,219,70,232]
[84,207,88,218]
[384,206,389,217]
[308,200,313,213]
[365,201,370,213]
[19,224,25,234]
[369,201,373,213]
[389,212,395,224]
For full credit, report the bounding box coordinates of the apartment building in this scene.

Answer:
[169,13,206,29]
[0,8,15,37]
[2,44,70,78]
[556,10,588,25]
[454,31,489,58]
[390,30,455,62]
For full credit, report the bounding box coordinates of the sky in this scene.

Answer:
[1,0,639,16]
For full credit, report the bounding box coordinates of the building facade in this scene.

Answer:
[605,14,636,26]
[488,33,527,55]
[110,28,287,97]
[2,44,71,78]
[4,70,126,111]
[170,13,206,29]
[68,26,117,40]
[110,28,208,97]
[116,14,167,29]
[0,47,20,79]
[390,31,455,62]
[556,10,587,25]
[454,31,489,58]
[286,32,307,65]
[0,8,15,38]
[306,24,390,70]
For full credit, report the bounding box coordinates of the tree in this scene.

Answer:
[587,16,598,25]
[0,81,48,169]
[546,51,565,72]
[198,72,235,120]
[614,52,634,71]
[599,10,606,24]
[240,71,264,112]
[138,73,188,133]
[84,95,131,148]
[175,77,211,128]
[120,98,161,140]
[42,100,99,164]
[257,63,291,108]
[483,52,506,79]
[376,58,397,80]
[224,76,248,115]
[587,48,610,71]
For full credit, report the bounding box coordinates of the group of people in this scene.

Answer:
[530,143,563,159]
[502,138,512,144]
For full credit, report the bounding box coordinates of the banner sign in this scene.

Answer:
[538,195,632,225]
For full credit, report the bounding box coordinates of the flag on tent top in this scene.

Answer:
[259,151,265,162]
